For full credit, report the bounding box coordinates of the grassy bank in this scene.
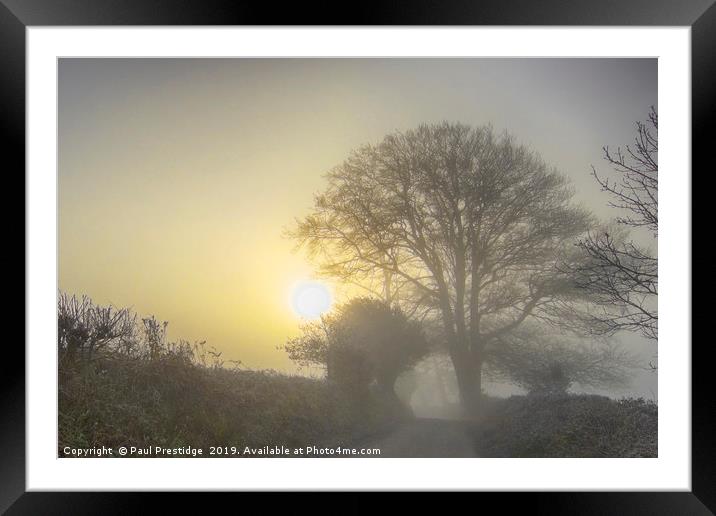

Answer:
[471,394,657,457]
[59,353,402,457]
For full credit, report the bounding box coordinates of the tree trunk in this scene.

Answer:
[453,364,482,417]
[438,289,484,417]
[448,336,483,418]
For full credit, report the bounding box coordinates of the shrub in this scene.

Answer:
[58,293,135,364]
[484,323,636,396]
[284,297,430,406]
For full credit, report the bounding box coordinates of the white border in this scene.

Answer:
[27,27,691,491]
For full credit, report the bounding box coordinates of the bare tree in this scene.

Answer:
[572,108,658,340]
[290,123,594,413]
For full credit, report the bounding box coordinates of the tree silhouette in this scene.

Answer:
[571,108,658,340]
[284,297,429,408]
[290,122,594,413]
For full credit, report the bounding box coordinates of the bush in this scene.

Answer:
[58,293,136,364]
[284,297,430,405]
[484,323,636,396]
[471,394,657,457]
[58,292,401,456]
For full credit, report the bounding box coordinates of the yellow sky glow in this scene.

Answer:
[58,58,657,374]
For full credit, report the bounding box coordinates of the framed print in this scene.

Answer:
[4,0,711,512]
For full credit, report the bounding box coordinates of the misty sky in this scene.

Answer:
[58,58,657,399]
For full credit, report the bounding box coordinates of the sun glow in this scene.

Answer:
[291,282,333,319]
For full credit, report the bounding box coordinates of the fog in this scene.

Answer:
[58,58,658,458]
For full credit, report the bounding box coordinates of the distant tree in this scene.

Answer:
[485,322,635,396]
[571,108,658,340]
[290,123,595,413]
[284,297,430,404]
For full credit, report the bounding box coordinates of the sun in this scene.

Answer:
[291,281,333,319]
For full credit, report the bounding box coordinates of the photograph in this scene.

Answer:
[56,57,659,459]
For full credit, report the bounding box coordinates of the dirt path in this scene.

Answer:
[364,418,476,457]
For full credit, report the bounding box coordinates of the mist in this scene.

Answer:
[58,58,658,458]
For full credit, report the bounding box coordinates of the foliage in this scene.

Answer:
[472,394,657,457]
[283,298,430,398]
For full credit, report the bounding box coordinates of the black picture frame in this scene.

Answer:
[4,0,709,512]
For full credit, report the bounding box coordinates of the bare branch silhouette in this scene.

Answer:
[569,108,658,340]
